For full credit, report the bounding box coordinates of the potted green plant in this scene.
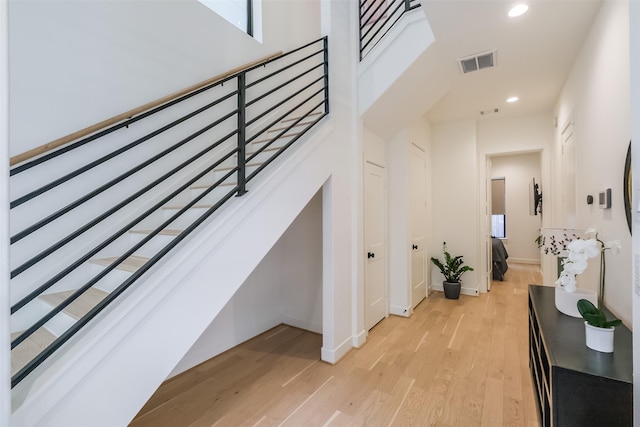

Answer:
[577,299,621,353]
[430,242,473,299]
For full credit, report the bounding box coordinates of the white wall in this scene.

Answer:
[629,0,640,422]
[476,113,553,289]
[320,0,360,360]
[8,0,321,157]
[553,0,631,325]
[1,1,10,424]
[491,153,542,264]
[429,119,480,294]
[169,190,323,377]
[385,119,431,312]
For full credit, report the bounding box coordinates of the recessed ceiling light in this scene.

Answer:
[507,96,519,103]
[508,4,529,17]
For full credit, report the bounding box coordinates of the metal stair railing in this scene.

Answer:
[9,36,329,388]
[359,0,421,61]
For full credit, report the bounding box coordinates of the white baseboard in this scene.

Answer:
[321,335,352,364]
[352,329,367,348]
[390,305,411,317]
[508,258,541,265]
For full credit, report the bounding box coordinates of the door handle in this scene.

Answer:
[367,252,375,259]
[412,244,418,250]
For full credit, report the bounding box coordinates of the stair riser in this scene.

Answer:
[161,207,215,229]
[188,185,237,202]
[88,264,135,294]
[11,299,56,335]
[10,263,93,308]
[129,233,177,259]
[244,148,284,165]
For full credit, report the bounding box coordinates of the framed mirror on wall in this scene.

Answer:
[623,141,632,234]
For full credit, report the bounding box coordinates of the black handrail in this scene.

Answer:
[359,0,421,61]
[9,36,329,387]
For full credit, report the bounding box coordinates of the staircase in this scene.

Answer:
[10,116,319,379]
[8,37,330,424]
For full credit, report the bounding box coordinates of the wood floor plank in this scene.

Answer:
[130,263,542,427]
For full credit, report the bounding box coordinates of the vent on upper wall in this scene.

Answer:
[458,50,496,74]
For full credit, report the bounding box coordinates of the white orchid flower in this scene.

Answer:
[556,273,577,292]
[567,238,600,258]
[563,259,588,275]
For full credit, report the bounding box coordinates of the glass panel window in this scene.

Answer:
[492,214,506,238]
[491,177,506,238]
[199,0,260,39]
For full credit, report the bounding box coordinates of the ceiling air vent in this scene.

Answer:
[458,50,496,74]
[480,108,499,116]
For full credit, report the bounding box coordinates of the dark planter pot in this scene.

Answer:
[443,281,461,299]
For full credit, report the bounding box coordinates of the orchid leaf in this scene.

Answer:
[577,298,621,328]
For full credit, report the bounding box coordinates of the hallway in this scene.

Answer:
[131,263,542,426]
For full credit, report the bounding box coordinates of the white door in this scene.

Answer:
[486,157,493,291]
[364,162,386,330]
[410,145,427,308]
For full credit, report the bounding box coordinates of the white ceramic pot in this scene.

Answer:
[555,286,598,318]
[584,321,615,353]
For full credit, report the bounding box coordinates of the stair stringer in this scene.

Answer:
[10,117,352,427]
[357,8,434,116]
[357,8,452,140]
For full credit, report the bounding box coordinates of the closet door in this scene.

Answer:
[410,144,426,308]
[364,162,387,329]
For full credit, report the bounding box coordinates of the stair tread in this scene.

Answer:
[214,162,262,172]
[190,182,238,190]
[90,255,149,272]
[280,111,321,123]
[253,132,303,145]
[39,288,109,320]
[162,203,215,209]
[267,122,315,133]
[11,327,57,376]
[130,229,183,236]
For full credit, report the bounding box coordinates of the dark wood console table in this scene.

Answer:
[528,285,633,426]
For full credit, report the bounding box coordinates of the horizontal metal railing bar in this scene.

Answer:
[246,93,324,162]
[246,62,324,108]
[361,7,407,56]
[241,37,325,78]
[245,74,325,129]
[280,111,322,123]
[11,154,238,344]
[10,77,240,177]
[360,0,404,50]
[11,173,241,387]
[361,0,400,30]
[10,113,239,278]
[245,77,326,146]
[9,52,281,168]
[248,109,327,182]
[10,131,239,314]
[10,90,239,210]
[11,106,238,245]
[360,0,389,29]
[246,48,324,90]
[267,122,316,134]
[10,36,330,388]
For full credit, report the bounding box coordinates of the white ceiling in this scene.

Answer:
[422,0,602,123]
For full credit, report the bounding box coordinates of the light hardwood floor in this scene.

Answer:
[130,263,542,427]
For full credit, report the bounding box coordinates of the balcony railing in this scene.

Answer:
[359,0,421,60]
[9,36,329,388]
